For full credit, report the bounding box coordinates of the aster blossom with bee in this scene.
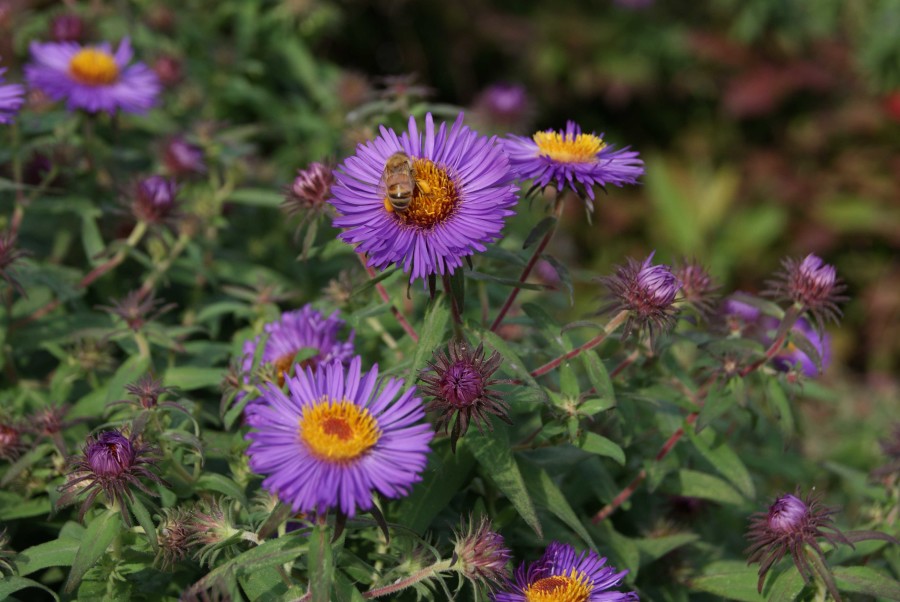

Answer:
[329,112,518,282]
[493,541,637,602]
[25,37,159,114]
[244,356,433,517]
[503,121,643,209]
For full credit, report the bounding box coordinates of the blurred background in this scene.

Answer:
[2,0,899,442]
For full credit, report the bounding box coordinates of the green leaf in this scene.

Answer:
[468,428,542,537]
[833,566,900,600]
[664,470,744,506]
[394,443,475,534]
[696,384,736,432]
[764,566,806,601]
[164,366,224,391]
[80,215,105,267]
[227,188,285,207]
[520,460,595,548]
[685,428,755,499]
[196,473,248,507]
[405,296,449,391]
[65,509,120,593]
[478,328,542,392]
[0,494,51,520]
[16,538,80,576]
[634,533,699,566]
[766,379,795,439]
[308,522,335,602]
[333,571,366,602]
[577,432,626,465]
[128,496,158,553]
[102,354,152,407]
[523,216,557,249]
[0,576,60,602]
[689,560,765,601]
[350,267,399,298]
[580,353,616,408]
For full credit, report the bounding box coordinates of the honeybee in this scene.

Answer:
[381,151,431,213]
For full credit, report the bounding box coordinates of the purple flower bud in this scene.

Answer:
[767,494,808,533]
[86,431,136,477]
[152,55,183,87]
[674,260,718,316]
[420,341,511,452]
[766,253,846,331]
[472,83,533,131]
[0,422,23,461]
[601,252,682,341]
[452,516,511,591]
[163,137,206,176]
[132,175,179,224]
[49,14,85,42]
[283,162,334,218]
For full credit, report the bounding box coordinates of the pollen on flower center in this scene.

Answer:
[533,131,606,164]
[524,569,592,602]
[387,158,459,229]
[69,48,119,85]
[299,398,381,463]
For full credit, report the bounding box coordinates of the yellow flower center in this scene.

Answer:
[533,131,606,164]
[524,569,592,602]
[69,48,119,85]
[299,398,381,463]
[383,158,459,229]
[272,352,316,386]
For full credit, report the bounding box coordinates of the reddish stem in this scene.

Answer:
[357,254,419,343]
[490,201,564,333]
[530,311,628,378]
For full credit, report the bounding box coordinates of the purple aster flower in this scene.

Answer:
[244,356,433,517]
[239,305,355,396]
[25,37,160,114]
[766,254,846,331]
[493,541,637,602]
[773,317,831,377]
[0,65,25,124]
[745,490,850,597]
[503,121,643,209]
[57,429,165,526]
[329,112,518,283]
[132,175,179,224]
[601,252,682,341]
[163,137,206,176]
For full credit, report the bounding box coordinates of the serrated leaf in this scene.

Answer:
[520,460,595,548]
[523,216,557,249]
[689,560,765,601]
[16,538,80,576]
[65,509,120,592]
[468,428,542,537]
[405,297,449,391]
[685,428,755,499]
[833,565,900,599]
[394,443,475,534]
[577,432,626,465]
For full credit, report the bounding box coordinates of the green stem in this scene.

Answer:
[362,559,453,599]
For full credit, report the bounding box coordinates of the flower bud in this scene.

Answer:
[132,175,179,224]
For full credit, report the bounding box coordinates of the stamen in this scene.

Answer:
[533,131,606,164]
[69,48,119,85]
[391,158,459,229]
[299,398,381,463]
[524,569,592,602]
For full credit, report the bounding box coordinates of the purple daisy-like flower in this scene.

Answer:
[773,317,831,377]
[0,65,25,124]
[244,356,433,516]
[240,305,355,394]
[329,113,518,282]
[503,121,643,209]
[25,37,160,114]
[493,541,637,602]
